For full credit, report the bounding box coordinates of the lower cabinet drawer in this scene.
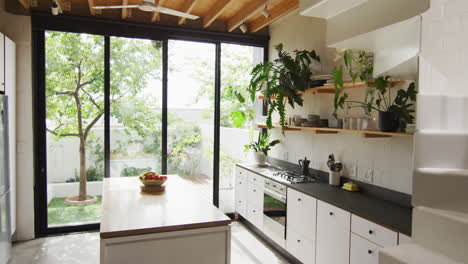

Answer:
[246,204,263,230]
[286,230,315,264]
[351,215,397,247]
[350,233,381,264]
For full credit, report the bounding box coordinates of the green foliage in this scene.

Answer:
[181,43,258,128]
[244,132,280,156]
[343,50,374,83]
[387,82,417,125]
[121,167,152,177]
[248,44,321,132]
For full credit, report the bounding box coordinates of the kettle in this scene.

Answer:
[298,157,310,175]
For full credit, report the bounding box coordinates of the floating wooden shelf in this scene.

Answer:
[258,79,407,99]
[257,124,413,138]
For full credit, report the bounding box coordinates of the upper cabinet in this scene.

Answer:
[0,33,4,93]
[299,0,368,19]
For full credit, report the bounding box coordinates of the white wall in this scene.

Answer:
[267,7,424,194]
[326,0,430,45]
[414,0,468,171]
[0,0,34,240]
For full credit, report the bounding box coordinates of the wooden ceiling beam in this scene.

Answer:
[248,0,298,32]
[151,0,167,23]
[17,0,29,9]
[88,0,95,15]
[226,0,268,32]
[121,0,129,19]
[202,0,232,28]
[177,0,200,25]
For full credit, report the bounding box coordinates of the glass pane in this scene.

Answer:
[45,31,105,227]
[168,40,215,202]
[110,37,163,178]
[220,43,264,213]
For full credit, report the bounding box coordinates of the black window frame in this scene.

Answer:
[32,14,268,237]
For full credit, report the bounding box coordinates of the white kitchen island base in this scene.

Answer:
[100,226,231,264]
[100,176,232,264]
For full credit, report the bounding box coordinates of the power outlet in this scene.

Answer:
[363,168,374,183]
[348,165,357,178]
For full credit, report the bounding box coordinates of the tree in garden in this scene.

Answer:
[46,32,162,201]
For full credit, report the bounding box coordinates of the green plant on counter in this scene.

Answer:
[245,44,321,132]
[244,132,280,156]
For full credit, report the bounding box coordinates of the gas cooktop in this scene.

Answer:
[272,170,319,184]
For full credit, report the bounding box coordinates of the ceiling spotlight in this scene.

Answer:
[240,23,248,33]
[51,1,59,15]
[262,8,271,18]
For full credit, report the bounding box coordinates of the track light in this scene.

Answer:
[261,8,271,18]
[240,23,248,33]
[51,0,59,15]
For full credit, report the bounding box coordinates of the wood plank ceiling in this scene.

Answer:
[22,0,299,34]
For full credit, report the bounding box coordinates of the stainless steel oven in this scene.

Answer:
[263,178,287,245]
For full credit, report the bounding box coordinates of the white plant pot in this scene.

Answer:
[253,152,267,166]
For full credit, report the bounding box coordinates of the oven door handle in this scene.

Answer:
[264,188,286,203]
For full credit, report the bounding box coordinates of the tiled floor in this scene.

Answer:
[11,221,290,264]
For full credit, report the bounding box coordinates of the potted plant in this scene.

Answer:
[245,132,280,166]
[334,75,417,132]
[247,44,321,132]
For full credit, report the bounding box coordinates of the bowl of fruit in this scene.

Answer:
[139,172,167,187]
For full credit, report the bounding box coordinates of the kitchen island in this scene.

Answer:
[100,176,232,264]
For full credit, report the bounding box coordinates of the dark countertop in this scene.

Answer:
[237,163,412,236]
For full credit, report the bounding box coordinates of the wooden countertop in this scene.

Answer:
[100,176,231,239]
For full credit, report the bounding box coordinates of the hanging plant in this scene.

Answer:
[245,44,321,132]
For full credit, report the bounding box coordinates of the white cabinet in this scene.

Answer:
[286,188,317,264]
[287,188,317,238]
[235,168,247,217]
[350,233,381,264]
[287,229,316,264]
[316,201,351,264]
[351,215,397,247]
[235,167,264,230]
[398,233,412,245]
[4,36,15,236]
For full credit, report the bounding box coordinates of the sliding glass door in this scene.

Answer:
[45,31,105,227]
[36,29,265,235]
[168,40,215,202]
[109,37,163,178]
[219,43,264,213]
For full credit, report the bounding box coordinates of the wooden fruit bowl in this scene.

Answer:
[139,175,167,187]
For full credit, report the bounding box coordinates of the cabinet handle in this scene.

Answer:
[369,230,374,235]
[298,198,302,201]
[280,188,284,191]
[273,184,277,187]
[254,178,257,181]
[253,210,256,213]
[253,190,256,192]
[368,250,373,255]
[329,212,334,216]
[297,239,301,243]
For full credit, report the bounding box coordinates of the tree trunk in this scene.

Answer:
[78,138,87,201]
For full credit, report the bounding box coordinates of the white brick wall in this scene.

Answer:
[416,0,468,169]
